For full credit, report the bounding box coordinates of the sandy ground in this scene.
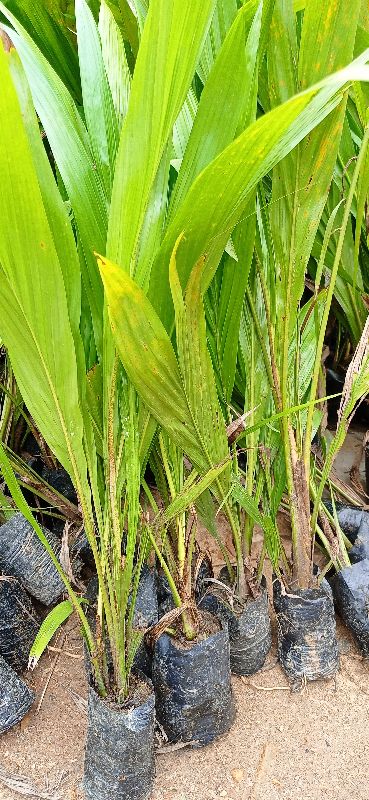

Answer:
[0,617,368,800]
[0,429,368,800]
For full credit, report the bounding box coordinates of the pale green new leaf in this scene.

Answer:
[107,0,216,288]
[98,256,208,471]
[99,0,131,131]
[129,0,148,32]
[76,0,119,196]
[169,2,260,221]
[104,0,139,56]
[172,87,198,167]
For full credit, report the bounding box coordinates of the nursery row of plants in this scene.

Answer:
[1,0,369,798]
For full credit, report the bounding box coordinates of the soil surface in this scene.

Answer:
[0,431,368,800]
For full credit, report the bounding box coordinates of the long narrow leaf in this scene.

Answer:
[107,0,216,290]
[148,55,369,333]
[0,44,87,484]
[76,0,118,196]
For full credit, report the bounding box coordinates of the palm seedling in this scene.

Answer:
[0,0,256,698]
[140,432,238,746]
[0,18,148,706]
[98,0,369,603]
[226,0,369,681]
[239,0,369,588]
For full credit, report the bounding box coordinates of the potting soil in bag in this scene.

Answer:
[0,577,40,672]
[70,528,94,569]
[323,502,366,543]
[201,578,272,676]
[331,558,369,656]
[347,516,369,563]
[84,676,155,800]
[324,503,369,564]
[152,619,235,747]
[132,566,158,679]
[0,513,64,605]
[0,654,35,733]
[273,580,339,681]
[41,465,78,505]
[337,506,368,541]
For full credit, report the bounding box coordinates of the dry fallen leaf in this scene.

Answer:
[0,766,63,799]
[231,768,245,784]
[19,711,33,732]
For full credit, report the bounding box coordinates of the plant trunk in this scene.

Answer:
[288,432,312,589]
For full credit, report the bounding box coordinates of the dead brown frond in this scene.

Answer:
[226,406,259,445]
[0,766,66,800]
[145,602,193,648]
